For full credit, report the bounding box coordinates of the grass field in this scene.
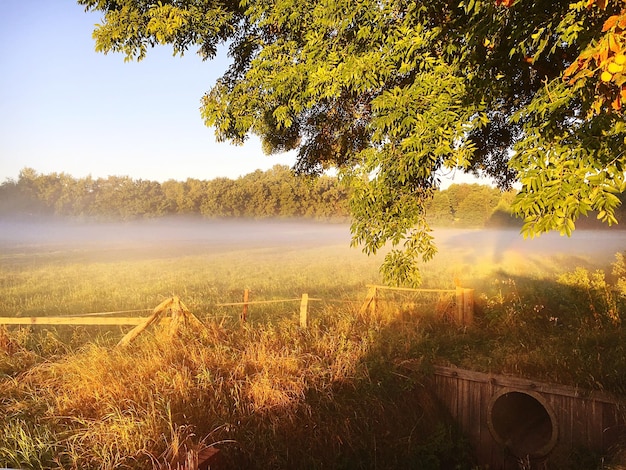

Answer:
[0,218,625,469]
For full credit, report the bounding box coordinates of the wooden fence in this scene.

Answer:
[0,282,474,332]
[216,290,319,328]
[361,284,474,325]
[0,316,147,326]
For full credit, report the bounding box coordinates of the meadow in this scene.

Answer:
[1,218,625,469]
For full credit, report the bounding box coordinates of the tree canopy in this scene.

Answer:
[78,0,626,285]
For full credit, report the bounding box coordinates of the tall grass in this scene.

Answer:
[0,303,469,469]
[1,224,625,468]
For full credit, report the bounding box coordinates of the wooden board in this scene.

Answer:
[0,316,146,326]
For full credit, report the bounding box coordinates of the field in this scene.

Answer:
[1,218,625,469]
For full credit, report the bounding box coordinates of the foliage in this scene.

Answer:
[1,168,541,229]
[557,266,620,325]
[423,269,626,398]
[563,0,626,115]
[76,0,626,285]
[0,166,348,221]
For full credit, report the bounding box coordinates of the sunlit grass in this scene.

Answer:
[1,223,625,469]
[0,243,385,320]
[1,300,464,469]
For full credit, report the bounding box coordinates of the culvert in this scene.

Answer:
[487,389,558,458]
[432,366,624,468]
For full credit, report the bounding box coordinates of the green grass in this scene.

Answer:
[1,223,625,469]
[0,242,383,320]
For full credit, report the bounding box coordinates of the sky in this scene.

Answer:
[0,1,484,186]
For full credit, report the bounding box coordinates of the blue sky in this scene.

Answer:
[0,1,483,186]
[0,0,297,183]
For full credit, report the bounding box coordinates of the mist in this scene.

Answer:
[0,217,352,259]
[0,217,623,267]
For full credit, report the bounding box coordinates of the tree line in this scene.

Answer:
[2,166,623,228]
[0,166,510,226]
[0,166,348,221]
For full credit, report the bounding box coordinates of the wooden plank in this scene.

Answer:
[198,446,220,470]
[433,366,622,404]
[299,293,309,329]
[602,401,620,452]
[587,399,600,450]
[360,286,376,315]
[466,379,482,455]
[366,284,455,293]
[434,374,458,420]
[463,288,474,325]
[241,289,249,322]
[0,316,146,326]
[478,381,496,467]
[371,286,378,314]
[217,298,302,306]
[64,309,152,317]
[459,376,472,435]
[456,287,464,323]
[117,297,172,347]
[550,394,572,454]
[571,396,588,447]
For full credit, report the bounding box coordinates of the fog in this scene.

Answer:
[0,217,623,267]
[435,227,626,267]
[0,217,353,259]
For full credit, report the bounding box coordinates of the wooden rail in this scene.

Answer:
[217,291,320,327]
[361,284,474,325]
[0,281,473,330]
[0,316,146,326]
[217,298,304,306]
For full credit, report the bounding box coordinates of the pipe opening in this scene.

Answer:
[488,390,558,458]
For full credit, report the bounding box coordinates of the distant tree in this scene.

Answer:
[161,179,184,214]
[14,168,51,214]
[485,190,522,228]
[91,175,151,219]
[454,185,501,227]
[425,191,454,226]
[53,174,97,217]
[241,169,278,216]
[309,175,350,219]
[0,179,35,214]
[201,177,234,217]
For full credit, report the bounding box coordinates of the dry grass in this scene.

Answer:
[2,225,626,469]
[0,302,465,469]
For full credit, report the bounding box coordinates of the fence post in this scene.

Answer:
[455,287,474,325]
[300,293,309,328]
[463,288,474,325]
[241,289,250,323]
[360,286,378,315]
[456,286,464,324]
[371,286,378,314]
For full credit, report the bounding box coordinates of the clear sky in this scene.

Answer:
[0,1,484,186]
[0,0,297,183]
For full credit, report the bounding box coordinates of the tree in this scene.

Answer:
[78,0,626,285]
[454,185,501,226]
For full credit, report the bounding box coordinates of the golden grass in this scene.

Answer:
[1,226,625,468]
[1,300,459,469]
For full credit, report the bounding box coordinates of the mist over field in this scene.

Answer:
[0,217,623,268]
[0,218,351,258]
